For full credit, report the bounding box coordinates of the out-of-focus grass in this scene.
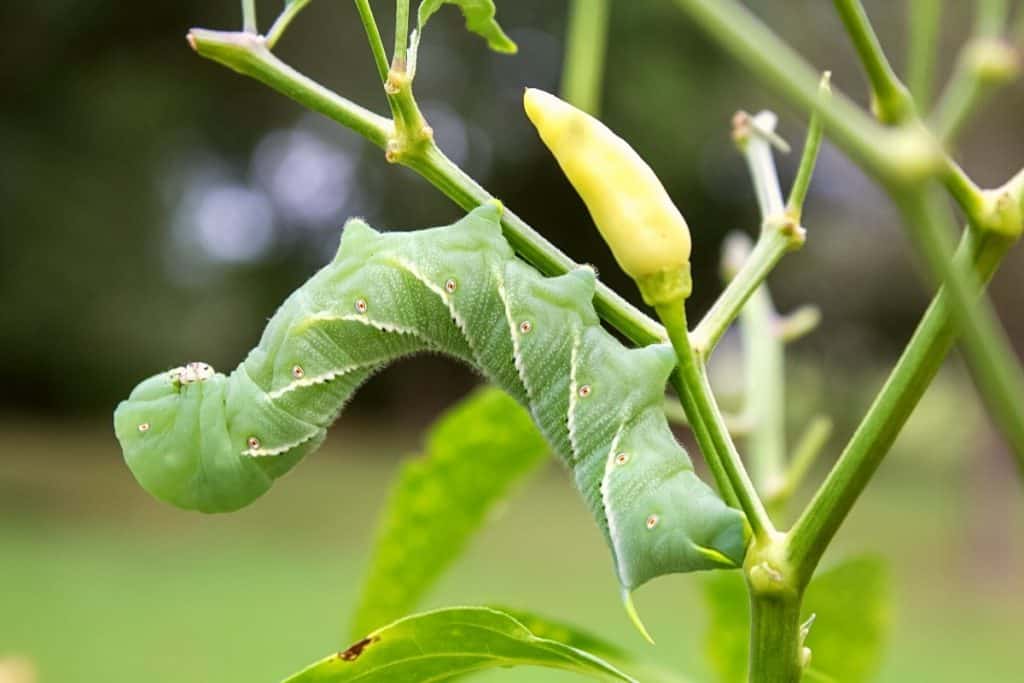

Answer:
[1,398,1022,682]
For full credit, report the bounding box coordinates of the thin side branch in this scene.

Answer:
[907,0,942,108]
[561,0,612,115]
[659,302,776,540]
[355,0,392,83]
[187,28,669,349]
[832,0,915,122]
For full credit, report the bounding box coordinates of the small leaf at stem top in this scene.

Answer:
[418,0,517,54]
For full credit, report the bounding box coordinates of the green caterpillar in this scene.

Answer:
[114,203,747,596]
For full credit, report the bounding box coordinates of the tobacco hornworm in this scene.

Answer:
[114,203,748,594]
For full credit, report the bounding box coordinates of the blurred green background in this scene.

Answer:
[1,1,1022,681]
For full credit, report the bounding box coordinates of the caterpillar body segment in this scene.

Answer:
[114,203,748,594]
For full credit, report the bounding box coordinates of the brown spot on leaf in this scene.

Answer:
[338,636,378,662]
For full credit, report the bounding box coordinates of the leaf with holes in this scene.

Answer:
[286,607,638,682]
[350,387,548,637]
[417,0,517,53]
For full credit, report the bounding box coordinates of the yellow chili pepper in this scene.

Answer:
[523,88,692,305]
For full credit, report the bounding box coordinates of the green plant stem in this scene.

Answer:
[354,0,391,82]
[897,187,1024,469]
[694,112,804,360]
[786,74,829,221]
[832,0,915,123]
[930,28,1020,144]
[739,273,786,495]
[977,0,1011,37]
[907,0,942,108]
[692,229,793,359]
[561,0,611,115]
[266,0,313,49]
[658,302,774,540]
[940,158,987,218]
[929,59,980,145]
[673,0,1024,464]
[739,111,786,217]
[669,374,740,510]
[186,28,668,348]
[787,226,1013,584]
[241,0,257,33]
[670,0,904,180]
[663,397,751,437]
[673,0,994,201]
[394,0,410,66]
[748,589,804,683]
[189,29,393,146]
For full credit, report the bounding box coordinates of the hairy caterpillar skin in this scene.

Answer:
[114,204,747,592]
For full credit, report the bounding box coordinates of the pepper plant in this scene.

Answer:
[151,0,1023,681]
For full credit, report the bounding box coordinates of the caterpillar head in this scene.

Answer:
[113,362,310,513]
[599,411,750,640]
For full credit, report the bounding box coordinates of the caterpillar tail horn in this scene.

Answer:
[622,589,655,645]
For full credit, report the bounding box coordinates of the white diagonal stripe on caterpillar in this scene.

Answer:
[266,359,383,399]
[387,254,480,363]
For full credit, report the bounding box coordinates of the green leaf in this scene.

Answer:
[702,556,890,683]
[802,556,890,682]
[497,608,696,683]
[701,570,749,683]
[417,0,518,54]
[494,607,631,664]
[350,387,548,637]
[285,607,638,682]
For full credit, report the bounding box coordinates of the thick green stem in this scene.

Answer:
[561,0,611,115]
[897,187,1024,470]
[832,0,915,122]
[787,227,1013,583]
[748,590,804,683]
[658,301,774,540]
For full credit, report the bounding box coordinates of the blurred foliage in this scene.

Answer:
[4,1,1019,418]
[350,388,548,637]
[2,399,1021,682]
[703,556,890,683]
